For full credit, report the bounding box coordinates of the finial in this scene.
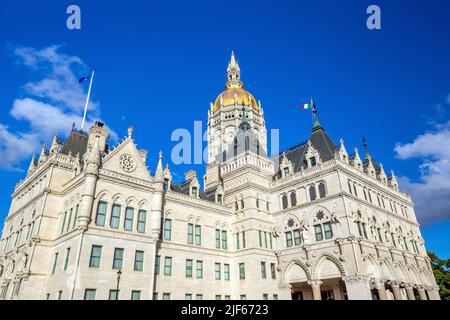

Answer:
[127,126,134,138]
[362,136,371,159]
[72,122,76,132]
[159,150,163,159]
[311,98,321,129]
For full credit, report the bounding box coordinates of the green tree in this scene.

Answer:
[428,252,450,300]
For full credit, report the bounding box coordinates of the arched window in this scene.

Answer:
[245,136,250,151]
[233,138,238,157]
[290,192,297,207]
[318,182,326,198]
[309,186,317,201]
[281,195,288,209]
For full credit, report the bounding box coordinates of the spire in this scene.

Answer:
[379,163,387,184]
[27,154,36,175]
[226,51,243,89]
[50,132,59,154]
[353,147,363,171]
[337,138,349,163]
[38,144,47,164]
[311,98,321,130]
[389,170,399,191]
[362,136,371,160]
[155,150,164,179]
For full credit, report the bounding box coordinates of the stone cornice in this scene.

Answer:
[165,191,232,215]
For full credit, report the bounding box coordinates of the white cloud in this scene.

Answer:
[0,45,110,171]
[394,122,450,227]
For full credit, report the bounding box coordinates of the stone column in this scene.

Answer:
[343,275,372,300]
[374,280,387,300]
[426,287,441,300]
[388,281,402,300]
[308,280,322,300]
[417,287,427,300]
[405,284,415,300]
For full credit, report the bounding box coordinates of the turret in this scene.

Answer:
[352,148,363,171]
[27,154,36,176]
[38,144,47,164]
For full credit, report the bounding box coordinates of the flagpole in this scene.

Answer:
[81,68,95,131]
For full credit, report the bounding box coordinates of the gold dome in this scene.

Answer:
[212,52,259,112]
[213,87,259,112]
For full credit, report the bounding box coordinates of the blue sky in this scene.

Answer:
[0,0,449,258]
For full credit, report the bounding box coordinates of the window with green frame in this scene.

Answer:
[283,167,289,177]
[261,262,267,279]
[285,231,293,247]
[112,248,124,269]
[225,295,231,300]
[236,232,240,250]
[264,231,268,248]
[162,293,171,300]
[60,212,67,234]
[186,259,193,278]
[185,293,192,300]
[215,295,221,300]
[164,219,172,240]
[391,233,396,247]
[323,222,333,239]
[221,230,227,249]
[155,255,160,275]
[89,245,102,268]
[84,289,96,300]
[271,263,276,279]
[72,205,79,229]
[51,252,58,274]
[224,264,230,280]
[191,186,198,198]
[137,210,146,233]
[259,230,263,247]
[269,233,273,249]
[110,204,121,229]
[293,230,301,245]
[124,207,134,231]
[242,231,246,248]
[66,208,73,233]
[134,250,144,271]
[362,223,368,239]
[131,290,141,300]
[241,199,244,209]
[163,178,169,191]
[194,225,201,245]
[109,290,119,300]
[239,263,245,279]
[64,247,70,271]
[187,223,194,244]
[164,257,172,275]
[314,225,323,241]
[196,294,203,300]
[215,229,221,249]
[196,260,203,278]
[215,263,221,280]
[377,228,383,243]
[217,194,223,204]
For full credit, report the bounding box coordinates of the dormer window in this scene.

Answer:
[191,187,198,198]
[310,157,316,167]
[283,167,289,177]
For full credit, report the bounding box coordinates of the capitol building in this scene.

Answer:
[0,53,440,300]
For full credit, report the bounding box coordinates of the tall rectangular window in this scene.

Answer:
[323,222,333,239]
[239,263,245,280]
[60,212,67,234]
[84,289,96,300]
[112,248,124,270]
[155,255,160,275]
[72,205,79,229]
[259,230,263,247]
[362,223,368,239]
[196,260,203,278]
[186,259,193,278]
[271,263,276,279]
[242,231,246,248]
[64,247,71,271]
[52,252,58,274]
[109,290,119,300]
[187,223,194,244]
[314,225,323,241]
[191,187,198,198]
[224,264,230,280]
[131,291,141,300]
[357,222,363,237]
[293,230,301,245]
[58,291,63,300]
[163,178,169,191]
[391,233,396,248]
[124,207,134,231]
[215,263,221,280]
[221,230,227,249]
[236,232,240,250]
[377,228,383,243]
[134,250,144,271]
[164,219,172,240]
[261,262,267,279]
[66,208,73,232]
[285,232,293,247]
[269,233,273,249]
[89,245,102,268]
[137,210,146,233]
[110,204,121,229]
[195,225,201,245]
[164,257,172,276]
[215,229,221,249]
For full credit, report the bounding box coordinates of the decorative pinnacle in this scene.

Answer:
[127,126,134,138]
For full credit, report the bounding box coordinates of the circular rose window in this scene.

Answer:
[119,154,136,172]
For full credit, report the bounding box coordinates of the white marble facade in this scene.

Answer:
[0,54,440,300]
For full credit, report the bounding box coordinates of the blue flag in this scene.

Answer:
[79,76,90,84]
